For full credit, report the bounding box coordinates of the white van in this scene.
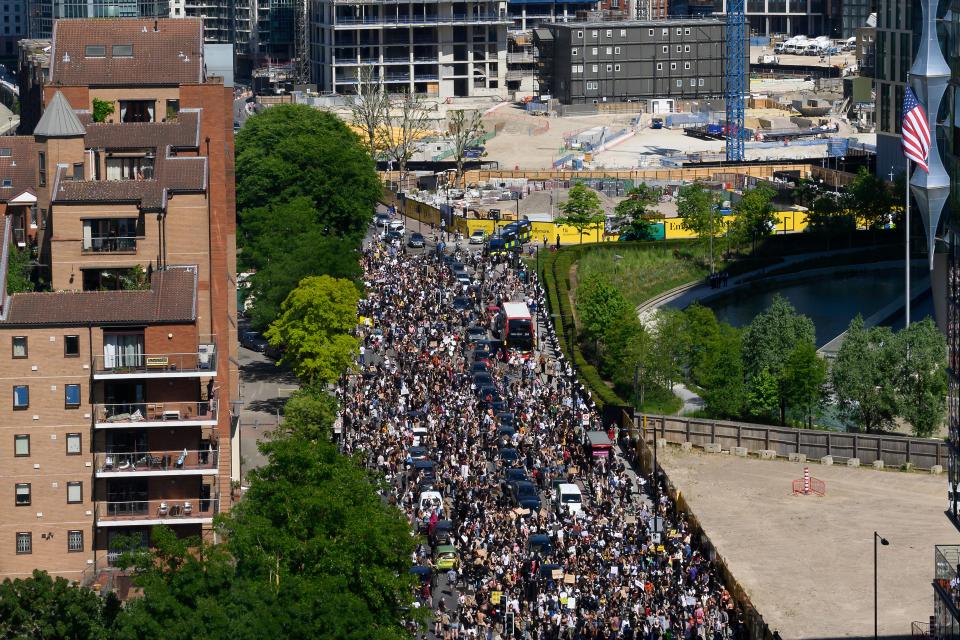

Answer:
[412,425,428,447]
[555,483,583,515]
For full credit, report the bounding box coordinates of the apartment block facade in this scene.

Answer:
[534,18,728,104]
[873,0,916,176]
[0,17,238,582]
[711,0,825,37]
[309,0,510,97]
[0,0,27,57]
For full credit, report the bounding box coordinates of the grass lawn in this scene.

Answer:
[576,245,708,309]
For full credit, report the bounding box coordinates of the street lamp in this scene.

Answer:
[874,531,889,640]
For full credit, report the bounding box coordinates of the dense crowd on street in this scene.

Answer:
[336,225,744,640]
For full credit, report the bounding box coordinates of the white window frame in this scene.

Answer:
[671,62,677,70]
[572,48,578,56]
[685,45,691,52]
[606,47,612,54]
[676,28,682,35]
[614,46,620,54]
[656,62,663,71]
[577,30,583,38]
[606,64,612,72]
[592,64,598,72]
[676,79,682,87]
[662,46,668,53]
[676,45,682,53]
[592,47,598,55]
[698,78,704,86]
[685,28,691,35]
[662,28,668,36]
[690,78,696,86]
[684,62,691,69]
[605,29,612,37]
[648,28,654,36]
[591,30,598,38]
[614,64,621,71]
[620,29,626,37]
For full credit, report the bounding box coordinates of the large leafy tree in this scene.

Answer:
[893,318,947,437]
[845,167,894,230]
[729,184,777,253]
[265,275,360,386]
[781,341,828,427]
[557,184,605,244]
[0,570,120,639]
[576,272,629,346]
[677,182,722,271]
[832,316,899,432]
[614,184,661,241]
[236,104,380,238]
[240,198,362,329]
[696,323,746,419]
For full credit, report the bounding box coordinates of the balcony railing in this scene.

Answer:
[94,446,219,475]
[95,497,220,524]
[93,400,218,427]
[82,236,137,253]
[93,346,216,378]
[334,14,509,26]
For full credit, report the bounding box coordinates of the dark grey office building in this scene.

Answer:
[534,18,733,105]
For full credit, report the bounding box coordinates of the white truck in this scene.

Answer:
[554,483,583,515]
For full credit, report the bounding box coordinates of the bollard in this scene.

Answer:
[820,455,834,466]
[932,465,944,475]
[846,458,860,468]
[788,452,807,463]
[758,449,776,460]
[704,442,722,454]
[872,460,885,470]
[733,447,748,457]
[681,442,693,452]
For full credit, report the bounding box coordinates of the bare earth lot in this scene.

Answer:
[658,447,956,639]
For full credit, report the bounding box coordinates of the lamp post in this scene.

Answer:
[874,531,889,640]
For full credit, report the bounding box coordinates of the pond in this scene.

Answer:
[671,267,933,347]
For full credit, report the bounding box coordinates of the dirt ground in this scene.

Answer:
[657,447,955,639]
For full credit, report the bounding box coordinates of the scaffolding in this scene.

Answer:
[724,0,746,163]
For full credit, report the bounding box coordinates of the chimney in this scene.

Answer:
[153,19,159,32]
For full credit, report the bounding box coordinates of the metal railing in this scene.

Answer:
[94,446,219,474]
[93,345,216,375]
[81,236,137,253]
[95,497,220,521]
[93,400,218,425]
[507,52,535,63]
[334,14,508,25]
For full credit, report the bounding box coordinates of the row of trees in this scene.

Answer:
[578,273,947,436]
[0,274,418,639]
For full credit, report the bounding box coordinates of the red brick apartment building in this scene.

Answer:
[0,18,238,584]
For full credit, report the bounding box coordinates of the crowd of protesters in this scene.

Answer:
[335,225,744,640]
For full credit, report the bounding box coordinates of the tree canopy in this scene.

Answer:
[264,275,360,386]
[831,316,899,433]
[557,184,605,244]
[729,184,776,253]
[236,104,380,238]
[613,184,661,241]
[0,570,119,639]
[677,182,721,269]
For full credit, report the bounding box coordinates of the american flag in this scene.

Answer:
[902,87,930,172]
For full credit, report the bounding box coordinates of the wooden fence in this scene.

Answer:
[464,162,813,184]
[637,414,947,469]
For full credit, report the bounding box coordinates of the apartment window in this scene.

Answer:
[671,62,677,70]
[66,481,82,504]
[662,46,668,53]
[14,434,28,456]
[1,179,10,188]
[676,46,681,53]
[676,80,682,87]
[82,218,138,252]
[12,336,26,358]
[112,44,132,57]
[690,78,696,86]
[73,162,84,180]
[66,433,81,455]
[684,28,691,35]
[605,30,611,37]
[13,385,28,409]
[0,147,9,156]
[68,530,83,552]
[606,64,612,72]
[166,99,180,120]
[15,483,30,505]
[15,532,31,554]
[577,30,583,38]
[656,63,663,70]
[119,100,154,123]
[684,62,691,69]
[65,384,80,408]
[648,29,654,36]
[698,78,704,86]
[38,151,45,187]
[620,29,626,37]
[29,205,37,228]
[662,28,668,35]
[64,335,79,357]
[615,64,621,71]
[604,47,610,55]
[591,30,597,38]
[84,45,106,58]
[592,64,598,72]
[572,48,578,56]
[591,47,597,55]
[614,47,620,55]
[685,45,690,52]
[676,28,682,35]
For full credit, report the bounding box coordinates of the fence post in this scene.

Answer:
[686,419,692,442]
[736,424,741,447]
[764,429,770,451]
[877,437,881,462]
[826,433,831,456]
[853,434,858,460]
[906,439,911,467]
[796,430,801,454]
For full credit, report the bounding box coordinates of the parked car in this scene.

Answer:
[469,229,488,245]
[433,544,459,570]
[408,232,425,248]
[240,331,268,352]
[388,219,405,234]
[452,296,471,311]
[374,213,391,228]
[510,480,541,510]
[387,229,404,243]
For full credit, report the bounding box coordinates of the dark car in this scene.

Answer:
[450,261,466,272]
[497,424,515,438]
[491,400,509,414]
[411,459,436,482]
[473,372,493,387]
[467,326,486,342]
[408,446,429,461]
[430,519,455,547]
[470,361,488,375]
[496,412,515,426]
[503,467,527,484]
[510,480,541,510]
[527,533,553,556]
[452,296,471,311]
[408,232,426,248]
[499,447,520,467]
[538,563,563,580]
[240,331,268,352]
[387,229,404,242]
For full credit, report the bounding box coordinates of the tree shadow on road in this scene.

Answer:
[241,358,299,384]
[244,397,289,415]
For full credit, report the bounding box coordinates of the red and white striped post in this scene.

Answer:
[803,466,811,495]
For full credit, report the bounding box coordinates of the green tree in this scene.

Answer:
[92,98,115,123]
[278,389,339,442]
[696,324,746,419]
[264,275,360,386]
[806,194,855,239]
[652,309,689,389]
[576,272,629,346]
[677,182,721,271]
[747,368,780,421]
[791,177,820,208]
[831,316,899,432]
[729,184,777,253]
[845,167,894,230]
[6,245,33,293]
[682,304,722,382]
[781,341,827,427]
[236,105,380,238]
[240,198,362,329]
[614,184,661,241]
[893,318,947,437]
[0,570,120,639]
[557,184,605,244]
[601,308,659,407]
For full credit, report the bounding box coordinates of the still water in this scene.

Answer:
[674,268,933,347]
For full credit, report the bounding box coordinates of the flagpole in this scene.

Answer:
[906,158,911,328]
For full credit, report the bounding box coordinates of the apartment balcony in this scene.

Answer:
[507,52,534,64]
[93,345,216,380]
[93,400,218,429]
[95,497,220,527]
[81,236,137,254]
[94,446,219,478]
[506,70,529,81]
[333,14,511,28]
